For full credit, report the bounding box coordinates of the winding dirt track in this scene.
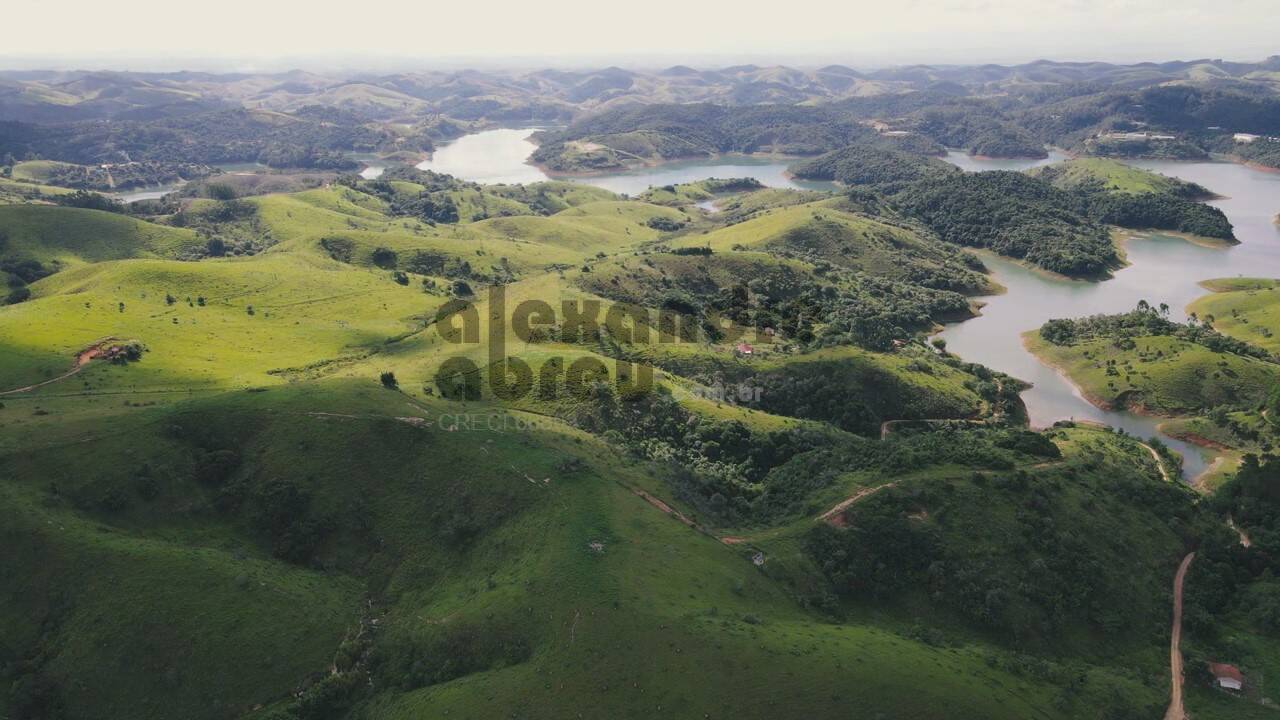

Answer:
[1228,517,1252,548]
[0,340,114,396]
[1138,441,1172,483]
[817,482,897,526]
[1164,552,1196,720]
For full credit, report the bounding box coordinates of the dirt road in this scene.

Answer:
[0,340,115,396]
[817,482,897,526]
[1164,552,1196,720]
[1137,441,1172,483]
[1228,517,1252,548]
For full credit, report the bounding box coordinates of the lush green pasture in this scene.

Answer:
[0,251,440,393]
[1025,331,1280,415]
[9,160,77,183]
[0,174,1222,720]
[1035,157,1201,195]
[1189,278,1280,353]
[0,205,204,266]
[0,176,74,203]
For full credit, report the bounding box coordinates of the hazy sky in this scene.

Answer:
[3,0,1276,70]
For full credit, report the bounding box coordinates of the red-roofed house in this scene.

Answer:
[1209,662,1244,691]
[735,343,754,356]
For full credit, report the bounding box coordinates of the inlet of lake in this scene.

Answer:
[935,158,1280,479]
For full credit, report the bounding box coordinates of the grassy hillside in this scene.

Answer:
[248,183,682,279]
[2,380,1158,720]
[0,176,73,204]
[9,160,77,183]
[1032,157,1212,197]
[1149,278,1280,487]
[1025,330,1280,415]
[0,168,1231,720]
[1030,290,1280,495]
[0,205,204,267]
[1031,158,1234,240]
[1189,278,1280,354]
[667,201,994,295]
[635,177,765,206]
[0,251,439,394]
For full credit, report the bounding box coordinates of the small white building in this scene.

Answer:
[1209,662,1244,691]
[1235,133,1261,144]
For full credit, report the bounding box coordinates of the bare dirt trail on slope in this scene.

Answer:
[0,339,117,396]
[1164,552,1196,720]
[1228,517,1252,548]
[1138,441,1172,483]
[817,482,898,526]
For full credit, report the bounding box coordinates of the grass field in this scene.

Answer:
[0,173,1225,720]
[1189,278,1280,354]
[1034,157,1207,196]
[9,160,80,184]
[0,205,204,267]
[0,175,74,203]
[1024,330,1280,416]
[0,379,1188,720]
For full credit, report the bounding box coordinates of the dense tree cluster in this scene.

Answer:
[818,275,971,350]
[570,382,835,521]
[788,143,957,191]
[1082,191,1234,239]
[53,189,126,213]
[1222,137,1280,169]
[1184,454,1280,650]
[17,160,215,191]
[908,105,1047,158]
[582,254,971,353]
[743,353,987,436]
[531,103,878,169]
[889,171,1120,277]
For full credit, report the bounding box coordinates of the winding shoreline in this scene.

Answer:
[1019,330,1251,485]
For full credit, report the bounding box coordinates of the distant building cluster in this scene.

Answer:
[1098,131,1177,142]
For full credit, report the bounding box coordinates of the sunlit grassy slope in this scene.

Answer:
[1033,157,1207,196]
[0,205,204,266]
[0,176,1208,720]
[1189,278,1280,353]
[1024,331,1280,415]
[667,201,995,294]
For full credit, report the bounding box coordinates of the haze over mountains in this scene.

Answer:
[4,56,1280,124]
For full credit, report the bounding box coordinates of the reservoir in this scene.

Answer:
[408,128,1280,478]
[937,157,1280,479]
